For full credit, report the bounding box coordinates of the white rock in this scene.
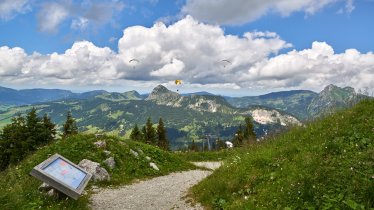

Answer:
[136,148,144,154]
[78,159,110,181]
[104,157,116,169]
[145,156,151,161]
[38,182,52,192]
[149,162,159,171]
[103,150,111,156]
[130,149,139,158]
[94,140,106,148]
[46,189,62,199]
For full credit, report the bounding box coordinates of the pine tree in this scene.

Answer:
[42,114,56,143]
[145,117,156,145]
[243,116,256,144]
[63,111,78,138]
[25,108,40,149]
[130,124,142,141]
[0,115,27,169]
[189,140,198,152]
[0,110,57,171]
[157,118,169,150]
[233,124,244,146]
[141,125,147,143]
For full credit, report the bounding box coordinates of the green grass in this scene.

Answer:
[0,134,195,210]
[192,99,374,209]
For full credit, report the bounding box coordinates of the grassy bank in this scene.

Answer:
[0,134,195,210]
[192,100,374,209]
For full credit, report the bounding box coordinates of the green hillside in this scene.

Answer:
[192,99,374,209]
[227,90,317,121]
[0,134,194,210]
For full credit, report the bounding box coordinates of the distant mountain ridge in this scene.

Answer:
[0,86,139,105]
[0,85,301,149]
[226,85,367,121]
[0,84,367,122]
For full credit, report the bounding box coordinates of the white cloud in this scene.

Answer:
[150,59,185,77]
[345,0,355,13]
[37,0,125,33]
[0,46,27,76]
[71,17,89,30]
[242,41,374,91]
[118,16,290,83]
[0,0,30,21]
[0,16,373,93]
[37,2,70,33]
[182,0,354,25]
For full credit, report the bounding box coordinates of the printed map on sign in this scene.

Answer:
[43,158,87,189]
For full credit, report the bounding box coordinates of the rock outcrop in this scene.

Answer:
[78,159,110,181]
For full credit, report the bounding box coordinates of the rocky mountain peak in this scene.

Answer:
[322,84,338,92]
[145,85,180,102]
[151,85,172,94]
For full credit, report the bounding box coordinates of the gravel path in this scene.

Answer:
[90,162,221,210]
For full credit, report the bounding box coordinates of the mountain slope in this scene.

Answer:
[307,84,365,118]
[226,90,317,120]
[193,99,374,209]
[227,85,368,121]
[0,86,74,105]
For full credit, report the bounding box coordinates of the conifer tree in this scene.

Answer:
[25,108,40,149]
[0,110,57,171]
[130,124,142,141]
[145,117,156,145]
[63,111,78,138]
[157,118,169,150]
[233,124,244,146]
[42,114,56,143]
[189,140,198,151]
[243,116,256,143]
[141,125,147,142]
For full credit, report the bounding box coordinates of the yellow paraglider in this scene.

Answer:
[175,80,182,92]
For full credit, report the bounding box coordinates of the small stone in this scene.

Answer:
[91,186,100,193]
[130,149,139,158]
[46,189,61,199]
[103,150,111,156]
[149,162,159,171]
[78,159,110,181]
[145,156,151,161]
[119,141,128,147]
[38,183,52,192]
[136,148,144,154]
[94,140,106,148]
[104,157,116,169]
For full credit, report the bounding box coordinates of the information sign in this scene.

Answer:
[30,154,92,200]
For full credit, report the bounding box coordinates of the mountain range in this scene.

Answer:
[0,84,366,149]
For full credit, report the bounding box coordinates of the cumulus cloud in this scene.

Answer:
[0,16,373,93]
[243,42,374,91]
[0,46,27,76]
[182,0,354,25]
[118,16,290,83]
[0,0,31,21]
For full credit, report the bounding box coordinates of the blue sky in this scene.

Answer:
[0,0,373,95]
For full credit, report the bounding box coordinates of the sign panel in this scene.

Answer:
[30,154,92,200]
